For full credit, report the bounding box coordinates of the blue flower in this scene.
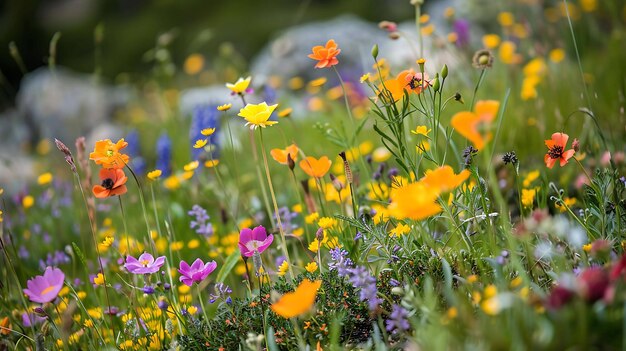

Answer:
[156,133,172,177]
[190,105,220,162]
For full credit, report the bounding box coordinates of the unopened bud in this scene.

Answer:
[371,44,379,59]
[441,64,448,79]
[454,92,464,104]
[572,138,580,152]
[287,153,295,171]
[391,287,405,296]
[338,151,353,184]
[432,74,440,92]
[54,138,76,172]
[33,307,47,317]
[315,227,324,241]
[329,174,343,191]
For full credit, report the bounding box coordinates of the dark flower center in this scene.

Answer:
[548,146,564,159]
[407,77,424,90]
[101,178,115,189]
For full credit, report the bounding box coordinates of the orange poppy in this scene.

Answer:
[89,139,130,169]
[270,279,322,318]
[380,69,430,102]
[450,100,500,150]
[544,132,575,168]
[92,168,128,198]
[270,144,299,165]
[308,40,341,69]
[388,181,442,220]
[421,166,470,192]
[300,156,332,178]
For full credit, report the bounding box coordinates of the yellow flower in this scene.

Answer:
[481,297,501,315]
[411,125,431,137]
[238,102,278,129]
[217,103,232,112]
[292,204,303,213]
[467,275,478,284]
[193,139,208,149]
[187,306,198,315]
[372,147,391,162]
[359,73,370,83]
[444,7,455,18]
[421,23,435,36]
[22,195,34,209]
[270,280,322,318]
[183,161,199,172]
[308,238,321,253]
[163,175,180,190]
[555,197,577,212]
[278,108,293,118]
[226,76,251,94]
[201,128,216,136]
[204,160,220,168]
[0,210,3,223]
[447,33,458,43]
[583,243,592,252]
[416,141,430,154]
[549,48,565,63]
[521,188,537,208]
[482,34,501,49]
[37,172,53,185]
[580,0,597,12]
[389,223,410,237]
[305,212,320,224]
[147,170,162,180]
[184,54,204,75]
[499,41,518,65]
[317,217,337,229]
[309,77,327,87]
[94,273,105,286]
[101,236,114,247]
[277,260,289,276]
[305,262,318,273]
[522,170,540,187]
[498,12,514,26]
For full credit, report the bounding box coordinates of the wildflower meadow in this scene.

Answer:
[1,0,626,350]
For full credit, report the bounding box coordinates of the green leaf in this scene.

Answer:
[216,249,240,283]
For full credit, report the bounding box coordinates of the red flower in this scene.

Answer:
[544,132,575,168]
[92,168,128,198]
[308,40,341,69]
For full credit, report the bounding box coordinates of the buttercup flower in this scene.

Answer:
[89,139,130,169]
[299,156,332,178]
[92,168,128,198]
[226,76,251,95]
[238,226,274,257]
[411,125,431,137]
[270,279,322,318]
[178,259,217,286]
[271,144,299,165]
[23,267,65,304]
[308,39,341,69]
[544,132,575,168]
[451,100,500,150]
[124,253,166,274]
[238,102,278,129]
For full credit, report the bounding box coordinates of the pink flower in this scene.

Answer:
[178,259,217,286]
[238,225,273,257]
[23,267,65,304]
[124,253,165,274]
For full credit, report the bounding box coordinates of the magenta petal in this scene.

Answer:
[205,261,217,275]
[137,253,154,264]
[251,226,267,241]
[153,256,166,269]
[180,276,194,286]
[255,234,274,254]
[190,258,204,271]
[239,243,253,257]
[179,260,191,273]
[239,228,253,244]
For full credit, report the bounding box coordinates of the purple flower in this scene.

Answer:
[328,248,354,277]
[21,312,47,327]
[453,19,470,47]
[178,258,217,286]
[348,266,382,312]
[188,205,214,237]
[209,282,233,304]
[142,285,155,294]
[124,253,166,274]
[23,267,65,304]
[386,304,410,334]
[238,226,273,257]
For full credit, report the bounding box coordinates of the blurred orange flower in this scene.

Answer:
[308,40,341,69]
[381,69,430,102]
[89,139,129,169]
[300,156,332,178]
[451,100,500,150]
[544,132,575,168]
[421,166,470,192]
[92,168,128,198]
[270,279,322,318]
[271,144,299,165]
[388,181,442,220]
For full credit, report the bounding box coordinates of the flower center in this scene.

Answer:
[407,77,424,90]
[101,178,115,189]
[245,240,262,251]
[548,145,564,159]
[41,285,56,295]
[106,149,114,157]
[140,260,150,267]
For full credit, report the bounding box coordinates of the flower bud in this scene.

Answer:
[287,153,295,171]
[315,227,324,241]
[371,44,379,59]
[391,286,405,296]
[441,64,448,79]
[432,74,440,92]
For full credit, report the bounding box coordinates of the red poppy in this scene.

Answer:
[544,132,575,168]
[92,168,128,198]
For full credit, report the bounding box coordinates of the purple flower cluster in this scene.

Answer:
[386,304,410,334]
[275,207,299,235]
[209,282,233,305]
[329,248,381,312]
[38,250,70,271]
[188,205,214,237]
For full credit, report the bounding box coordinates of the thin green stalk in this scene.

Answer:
[470,69,487,111]
[125,165,157,254]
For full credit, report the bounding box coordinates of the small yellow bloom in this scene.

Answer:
[226,76,251,94]
[217,103,232,111]
[481,297,500,315]
[549,48,565,63]
[183,161,199,172]
[0,210,3,223]
[521,188,537,208]
[555,197,577,212]
[187,306,198,315]
[372,147,391,162]
[193,139,208,149]
[484,285,497,299]
[467,275,478,284]
[523,171,540,187]
[419,14,430,24]
[305,212,320,224]
[147,170,162,180]
[447,32,458,43]
[238,102,278,129]
[498,12,514,27]
[309,77,327,87]
[101,236,114,248]
[580,0,597,12]
[482,34,501,49]
[37,172,53,185]
[204,160,220,168]
[188,239,200,249]
[292,204,303,213]
[277,260,289,276]
[444,7,455,18]
[289,77,304,90]
[184,54,204,75]
[305,262,318,273]
[389,223,410,237]
[83,319,94,328]
[420,24,435,36]
[359,73,370,83]
[583,243,592,252]
[446,307,458,319]
[94,273,105,286]
[278,108,293,118]
[201,128,216,136]
[22,195,34,209]
[411,125,431,137]
[416,141,430,154]
[308,238,321,253]
[317,217,337,229]
[510,276,523,288]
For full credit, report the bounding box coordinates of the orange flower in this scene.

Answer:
[421,166,470,192]
[544,132,575,168]
[270,279,322,318]
[89,139,130,169]
[381,69,430,102]
[92,168,128,198]
[308,40,341,69]
[270,144,299,165]
[388,181,442,220]
[450,100,500,150]
[300,156,332,178]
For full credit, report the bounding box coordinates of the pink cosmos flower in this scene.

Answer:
[178,259,217,286]
[124,253,166,274]
[238,225,274,257]
[23,266,65,304]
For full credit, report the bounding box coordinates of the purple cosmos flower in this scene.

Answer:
[22,312,47,327]
[124,253,166,274]
[238,226,273,257]
[23,266,65,304]
[178,258,218,286]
